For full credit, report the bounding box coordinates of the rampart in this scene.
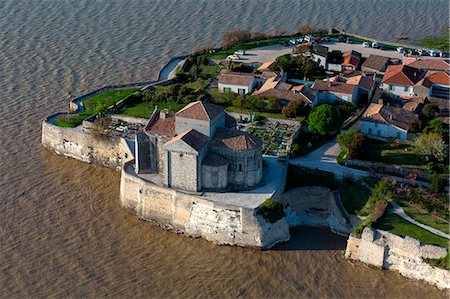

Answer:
[120,161,290,248]
[345,227,450,290]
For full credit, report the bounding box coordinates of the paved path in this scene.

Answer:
[158,57,186,80]
[389,201,450,240]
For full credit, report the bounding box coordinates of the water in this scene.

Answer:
[0,0,448,297]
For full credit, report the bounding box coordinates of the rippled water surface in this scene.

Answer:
[0,0,448,297]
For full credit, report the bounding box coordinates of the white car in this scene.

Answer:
[362,42,370,48]
[372,41,378,48]
[396,47,404,53]
[226,54,240,60]
[234,50,245,55]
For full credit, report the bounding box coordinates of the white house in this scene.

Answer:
[380,65,425,97]
[312,79,358,105]
[310,45,328,69]
[218,71,256,95]
[360,103,417,140]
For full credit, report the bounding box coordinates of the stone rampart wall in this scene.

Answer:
[42,120,132,170]
[120,161,290,248]
[345,227,450,290]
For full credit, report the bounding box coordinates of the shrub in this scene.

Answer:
[282,100,306,118]
[424,119,445,136]
[426,250,450,270]
[308,104,342,136]
[337,130,366,159]
[257,199,285,223]
[429,174,445,194]
[414,132,448,162]
[422,104,439,119]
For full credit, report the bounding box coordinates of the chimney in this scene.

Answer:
[160,109,169,119]
[389,114,393,121]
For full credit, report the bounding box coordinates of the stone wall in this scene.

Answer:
[345,227,450,290]
[120,161,290,248]
[346,159,430,181]
[281,186,353,236]
[42,119,132,170]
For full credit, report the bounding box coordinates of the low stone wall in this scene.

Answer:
[345,227,450,290]
[41,119,132,170]
[346,159,430,181]
[120,161,290,248]
[281,186,353,236]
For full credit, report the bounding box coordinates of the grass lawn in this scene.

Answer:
[417,29,449,51]
[120,101,185,119]
[183,78,210,90]
[341,180,371,215]
[397,200,449,234]
[54,88,139,127]
[365,139,426,169]
[198,65,220,78]
[225,106,304,122]
[374,211,449,248]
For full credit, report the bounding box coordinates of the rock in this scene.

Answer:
[361,226,376,242]
[420,244,448,259]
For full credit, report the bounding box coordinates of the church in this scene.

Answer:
[134,101,263,192]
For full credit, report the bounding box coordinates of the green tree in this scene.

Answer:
[337,130,366,159]
[422,104,439,119]
[429,174,445,194]
[308,104,342,136]
[424,119,445,136]
[414,132,448,162]
[282,100,305,118]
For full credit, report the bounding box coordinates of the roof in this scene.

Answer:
[257,61,274,71]
[418,71,450,88]
[202,153,229,166]
[406,58,450,71]
[311,45,328,57]
[146,113,175,136]
[253,76,291,95]
[255,89,313,104]
[346,75,375,90]
[361,55,390,72]
[381,65,425,86]
[218,71,254,86]
[175,101,223,121]
[211,128,262,151]
[313,80,356,94]
[362,103,417,130]
[165,129,209,152]
[402,101,424,114]
[292,85,319,102]
[342,50,361,67]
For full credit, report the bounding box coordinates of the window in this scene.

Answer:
[397,132,401,139]
[404,86,409,92]
[389,85,393,91]
[377,130,381,136]
[223,87,231,93]
[237,88,246,95]
[368,128,372,134]
[238,163,242,172]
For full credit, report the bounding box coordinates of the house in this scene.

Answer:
[403,57,450,72]
[361,55,391,75]
[310,45,328,69]
[257,61,274,72]
[414,71,450,99]
[345,74,376,102]
[380,65,425,96]
[327,50,343,72]
[360,103,418,139]
[312,79,358,105]
[140,101,263,192]
[218,71,256,95]
[401,96,427,114]
[342,50,362,72]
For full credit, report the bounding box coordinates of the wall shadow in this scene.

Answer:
[273,226,348,251]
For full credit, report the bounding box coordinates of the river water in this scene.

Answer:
[0,0,448,297]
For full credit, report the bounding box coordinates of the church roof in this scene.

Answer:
[175,101,223,121]
[211,128,262,151]
[202,153,229,166]
[165,129,209,152]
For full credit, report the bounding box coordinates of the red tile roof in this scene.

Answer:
[406,58,450,71]
[146,113,175,136]
[211,128,262,151]
[381,65,425,86]
[165,129,209,152]
[313,80,356,94]
[345,75,375,90]
[175,101,223,121]
[419,71,450,88]
[362,103,417,130]
[218,71,254,86]
[255,89,313,103]
[361,55,390,72]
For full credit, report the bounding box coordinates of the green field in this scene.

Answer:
[120,101,185,119]
[374,211,449,248]
[54,88,139,127]
[340,180,371,215]
[397,201,449,234]
[365,139,426,168]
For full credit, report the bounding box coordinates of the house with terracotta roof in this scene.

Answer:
[342,50,362,72]
[312,77,364,105]
[218,71,256,95]
[380,65,425,96]
[413,71,450,99]
[361,55,391,75]
[360,103,418,139]
[137,101,263,192]
[403,57,450,72]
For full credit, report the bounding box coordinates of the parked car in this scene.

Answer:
[379,44,386,50]
[234,50,246,55]
[226,54,240,60]
[396,47,404,53]
[372,41,379,48]
[346,37,352,44]
[304,35,315,43]
[337,36,346,42]
[315,37,322,43]
[322,36,330,42]
[362,42,370,48]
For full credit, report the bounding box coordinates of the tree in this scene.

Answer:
[424,119,445,136]
[337,130,366,159]
[271,55,325,80]
[414,132,448,162]
[222,29,252,49]
[282,100,306,118]
[422,104,439,119]
[429,174,445,194]
[308,104,342,136]
[298,25,312,35]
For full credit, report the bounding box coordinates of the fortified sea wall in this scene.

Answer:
[120,161,290,248]
[345,227,450,290]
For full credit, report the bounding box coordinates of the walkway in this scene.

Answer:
[158,57,186,80]
[389,201,450,240]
